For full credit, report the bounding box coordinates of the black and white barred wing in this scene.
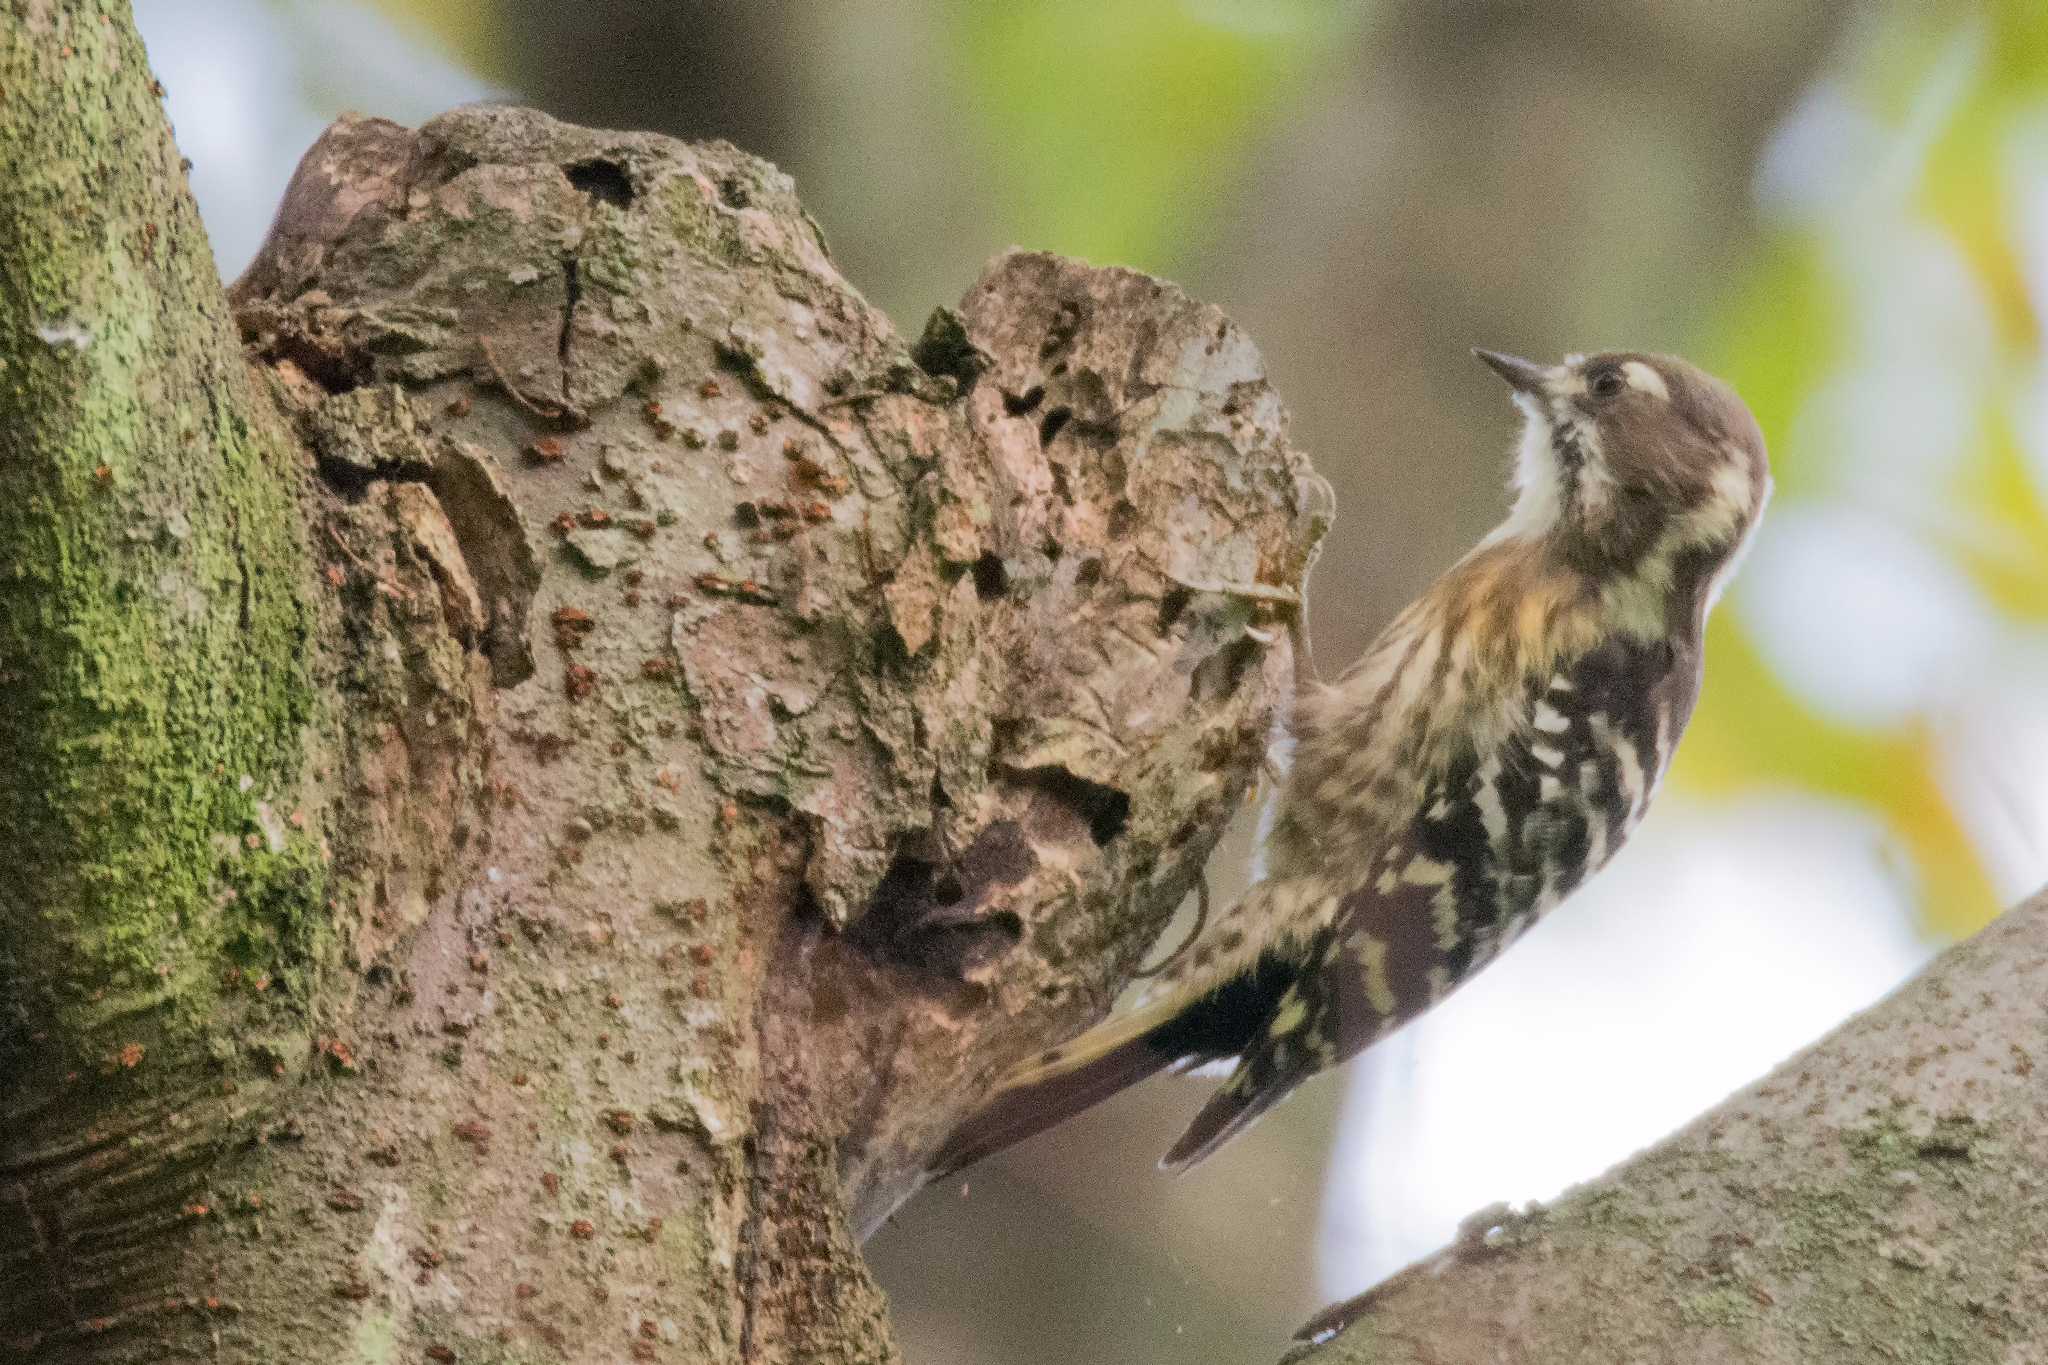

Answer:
[1163,635,1688,1169]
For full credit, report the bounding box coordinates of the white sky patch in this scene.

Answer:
[1933,632,2048,904]
[1315,795,1931,1298]
[1841,222,1997,378]
[1759,18,1982,231]
[1773,216,1996,522]
[1754,81,1882,225]
[2020,361,2048,514]
[2003,108,2048,330]
[134,0,500,277]
[2011,113,2048,511]
[1736,501,1996,729]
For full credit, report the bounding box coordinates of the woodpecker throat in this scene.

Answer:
[930,349,1771,1178]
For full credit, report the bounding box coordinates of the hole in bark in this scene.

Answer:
[1191,635,1262,703]
[566,158,635,209]
[850,826,1032,978]
[1038,407,1072,446]
[1075,557,1102,590]
[416,144,481,189]
[1002,385,1045,416]
[262,332,371,396]
[1102,448,1128,491]
[1158,585,1192,631]
[1040,300,1085,359]
[1049,461,1074,506]
[1013,766,1129,846]
[1917,1135,1974,1161]
[811,972,850,1025]
[716,173,752,209]
[911,307,989,389]
[857,847,936,932]
[971,552,1009,601]
[313,456,376,502]
[557,255,582,388]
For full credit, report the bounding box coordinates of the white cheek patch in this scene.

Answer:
[1710,449,1757,515]
[1621,360,1669,400]
[1700,458,1772,613]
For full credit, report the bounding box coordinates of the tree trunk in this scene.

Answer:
[0,6,1326,1362]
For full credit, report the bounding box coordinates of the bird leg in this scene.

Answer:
[1164,572,1316,688]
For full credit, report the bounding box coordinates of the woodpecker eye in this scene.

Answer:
[1588,366,1627,399]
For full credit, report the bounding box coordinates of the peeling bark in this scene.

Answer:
[1292,888,2048,1365]
[0,8,1325,1358]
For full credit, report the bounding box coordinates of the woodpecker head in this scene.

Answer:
[1473,349,1771,599]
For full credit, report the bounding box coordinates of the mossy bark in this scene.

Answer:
[0,7,1326,1361]
[1,2,336,1350]
[0,1,320,1078]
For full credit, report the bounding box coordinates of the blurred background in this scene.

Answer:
[136,0,2048,1358]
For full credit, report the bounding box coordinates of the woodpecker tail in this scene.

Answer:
[1163,943,1341,1169]
[1158,1055,1305,1170]
[924,999,1198,1179]
[926,947,1305,1178]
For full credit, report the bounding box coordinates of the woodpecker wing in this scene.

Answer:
[1165,632,1693,1169]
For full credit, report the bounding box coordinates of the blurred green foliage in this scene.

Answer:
[1692,2,2048,938]
[946,0,1363,271]
[360,0,502,77]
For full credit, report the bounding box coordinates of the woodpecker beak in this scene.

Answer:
[1473,348,1549,397]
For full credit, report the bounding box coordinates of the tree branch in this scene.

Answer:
[1293,888,2048,1364]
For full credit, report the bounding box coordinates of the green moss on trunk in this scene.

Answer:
[0,0,319,1084]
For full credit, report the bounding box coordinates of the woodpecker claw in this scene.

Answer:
[1164,572,1301,605]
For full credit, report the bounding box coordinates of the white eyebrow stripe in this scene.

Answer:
[1621,360,1669,399]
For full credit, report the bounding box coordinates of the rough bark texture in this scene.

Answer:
[17,6,2044,1365]
[1293,888,2048,1365]
[0,6,1327,1361]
